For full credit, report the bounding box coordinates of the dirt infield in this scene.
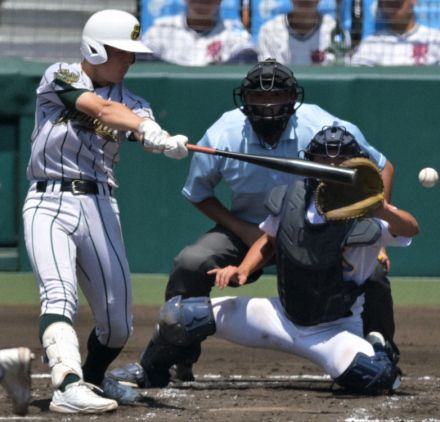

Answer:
[0,304,439,421]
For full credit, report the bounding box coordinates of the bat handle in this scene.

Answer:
[187,143,216,154]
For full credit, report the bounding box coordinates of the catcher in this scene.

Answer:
[208,126,419,394]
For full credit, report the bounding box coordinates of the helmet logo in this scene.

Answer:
[54,69,80,84]
[131,24,140,40]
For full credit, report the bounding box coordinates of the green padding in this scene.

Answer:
[39,313,72,342]
[56,85,88,109]
[0,124,17,244]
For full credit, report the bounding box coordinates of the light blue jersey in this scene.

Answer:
[182,104,386,224]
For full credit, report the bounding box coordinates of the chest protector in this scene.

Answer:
[265,181,381,326]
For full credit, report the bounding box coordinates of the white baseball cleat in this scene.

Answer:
[0,347,34,416]
[365,331,386,347]
[49,381,118,413]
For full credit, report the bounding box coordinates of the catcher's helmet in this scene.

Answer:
[80,9,151,65]
[233,58,304,149]
[304,125,368,160]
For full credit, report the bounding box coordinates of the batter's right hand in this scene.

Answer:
[163,134,188,160]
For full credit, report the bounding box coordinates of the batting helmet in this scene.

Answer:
[80,9,151,65]
[304,125,368,161]
[233,59,304,149]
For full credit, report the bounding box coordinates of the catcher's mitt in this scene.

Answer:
[315,157,384,220]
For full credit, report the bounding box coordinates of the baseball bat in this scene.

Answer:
[187,144,357,184]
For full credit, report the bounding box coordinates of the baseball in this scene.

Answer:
[418,167,438,188]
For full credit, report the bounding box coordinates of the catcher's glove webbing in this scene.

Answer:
[315,157,384,221]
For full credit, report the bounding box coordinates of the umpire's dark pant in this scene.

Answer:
[165,224,266,300]
[362,264,399,356]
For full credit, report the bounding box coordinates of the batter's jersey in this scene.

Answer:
[27,62,154,188]
[142,13,256,66]
[351,24,440,66]
[182,105,386,224]
[260,201,412,316]
[257,14,336,65]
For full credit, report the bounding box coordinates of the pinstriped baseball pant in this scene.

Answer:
[23,183,133,348]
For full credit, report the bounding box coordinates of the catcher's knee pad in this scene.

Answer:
[159,295,216,346]
[42,322,83,388]
[335,350,399,395]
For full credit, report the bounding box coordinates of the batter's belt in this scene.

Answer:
[36,180,113,196]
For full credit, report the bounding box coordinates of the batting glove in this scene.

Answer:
[163,134,188,160]
[138,119,169,152]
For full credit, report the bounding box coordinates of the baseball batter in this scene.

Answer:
[209,127,419,394]
[351,0,440,65]
[142,0,257,66]
[22,9,187,414]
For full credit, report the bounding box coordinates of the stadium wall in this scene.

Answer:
[1,60,439,275]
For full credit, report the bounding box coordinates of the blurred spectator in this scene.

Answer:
[142,0,257,66]
[257,0,349,65]
[351,0,440,65]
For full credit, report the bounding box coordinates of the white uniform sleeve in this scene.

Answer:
[37,62,91,107]
[379,219,413,247]
[259,214,280,238]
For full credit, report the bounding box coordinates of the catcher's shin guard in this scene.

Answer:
[139,327,201,387]
[335,334,400,395]
[140,295,215,387]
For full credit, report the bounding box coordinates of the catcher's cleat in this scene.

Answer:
[100,376,144,405]
[365,331,386,348]
[107,362,145,388]
[366,331,400,364]
[170,364,195,383]
[49,381,117,413]
[0,347,34,416]
[366,331,402,392]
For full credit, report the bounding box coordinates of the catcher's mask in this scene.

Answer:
[303,125,369,161]
[233,58,304,149]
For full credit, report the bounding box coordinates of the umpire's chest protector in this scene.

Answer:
[264,181,381,326]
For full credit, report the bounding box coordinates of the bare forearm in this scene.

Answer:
[381,160,394,202]
[207,233,275,288]
[76,92,144,133]
[238,234,275,276]
[374,201,419,237]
